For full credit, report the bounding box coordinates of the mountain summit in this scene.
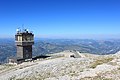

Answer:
[0,51,120,80]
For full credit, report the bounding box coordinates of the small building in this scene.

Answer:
[62,50,82,58]
[8,56,17,65]
[51,50,85,58]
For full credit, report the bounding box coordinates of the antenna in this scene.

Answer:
[22,24,24,32]
[30,31,33,33]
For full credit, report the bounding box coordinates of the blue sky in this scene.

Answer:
[0,0,120,39]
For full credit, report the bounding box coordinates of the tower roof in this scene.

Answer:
[16,29,34,36]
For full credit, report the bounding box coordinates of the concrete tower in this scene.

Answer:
[15,29,34,60]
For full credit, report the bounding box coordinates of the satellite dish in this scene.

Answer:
[16,27,21,33]
[26,29,29,32]
[16,29,19,32]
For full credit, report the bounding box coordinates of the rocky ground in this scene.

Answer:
[0,51,120,80]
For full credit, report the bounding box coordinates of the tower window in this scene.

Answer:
[25,49,28,53]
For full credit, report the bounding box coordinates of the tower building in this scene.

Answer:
[15,29,34,60]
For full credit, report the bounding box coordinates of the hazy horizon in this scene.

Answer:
[1,34,120,40]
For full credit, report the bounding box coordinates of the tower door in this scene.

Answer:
[23,46,32,59]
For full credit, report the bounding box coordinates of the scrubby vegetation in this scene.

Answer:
[90,57,113,68]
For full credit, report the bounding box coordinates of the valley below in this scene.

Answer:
[1,39,120,64]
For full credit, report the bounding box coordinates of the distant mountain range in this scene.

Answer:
[0,38,120,63]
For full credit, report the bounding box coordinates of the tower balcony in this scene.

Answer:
[15,41,34,46]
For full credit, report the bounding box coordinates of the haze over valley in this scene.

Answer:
[1,38,120,64]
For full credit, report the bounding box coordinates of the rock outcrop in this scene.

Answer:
[0,51,120,80]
